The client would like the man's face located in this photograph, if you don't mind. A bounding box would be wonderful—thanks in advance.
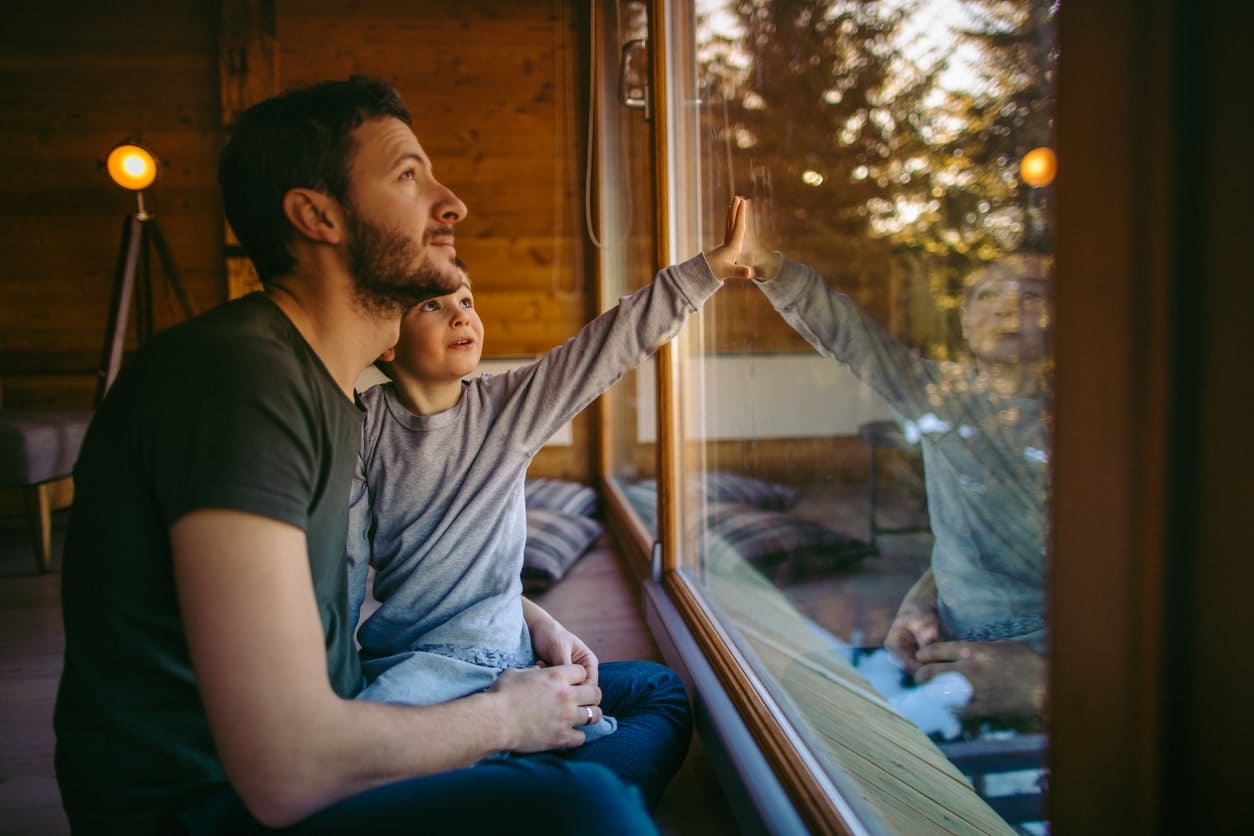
[961,276,1050,365]
[390,281,485,383]
[341,117,468,315]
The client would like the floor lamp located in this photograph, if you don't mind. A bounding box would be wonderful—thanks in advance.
[96,142,196,404]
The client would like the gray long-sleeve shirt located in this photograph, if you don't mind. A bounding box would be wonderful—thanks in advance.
[348,254,723,704]
[756,259,1048,649]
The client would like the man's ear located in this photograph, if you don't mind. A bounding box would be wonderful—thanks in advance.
[282,188,344,245]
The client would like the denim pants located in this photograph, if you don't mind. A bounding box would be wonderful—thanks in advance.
[174,661,692,835]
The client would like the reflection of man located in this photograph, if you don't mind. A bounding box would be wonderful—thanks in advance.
[752,247,1050,719]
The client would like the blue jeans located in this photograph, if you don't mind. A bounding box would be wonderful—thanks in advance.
[174,661,691,834]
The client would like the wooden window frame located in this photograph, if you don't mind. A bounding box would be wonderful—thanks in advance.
[599,0,1249,831]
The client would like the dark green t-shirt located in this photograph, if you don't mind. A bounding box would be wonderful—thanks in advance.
[54,293,364,834]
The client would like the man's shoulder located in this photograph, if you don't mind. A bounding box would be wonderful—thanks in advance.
[151,294,316,380]
[163,293,293,353]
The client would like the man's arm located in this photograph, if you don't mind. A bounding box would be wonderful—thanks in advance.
[913,639,1047,718]
[173,510,599,827]
[885,566,1047,718]
[883,568,941,673]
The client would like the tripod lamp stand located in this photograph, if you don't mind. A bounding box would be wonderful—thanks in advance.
[96,142,197,404]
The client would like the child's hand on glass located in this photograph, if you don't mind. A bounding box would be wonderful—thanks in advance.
[703,196,755,281]
[703,196,781,281]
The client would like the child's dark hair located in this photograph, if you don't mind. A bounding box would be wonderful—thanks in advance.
[219,76,412,283]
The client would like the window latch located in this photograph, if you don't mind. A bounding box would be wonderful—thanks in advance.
[619,39,651,121]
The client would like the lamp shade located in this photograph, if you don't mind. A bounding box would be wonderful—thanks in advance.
[106,144,157,191]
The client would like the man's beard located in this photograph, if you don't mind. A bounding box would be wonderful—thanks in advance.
[344,206,460,317]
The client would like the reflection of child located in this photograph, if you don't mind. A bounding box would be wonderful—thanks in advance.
[348,199,755,744]
[755,251,1050,718]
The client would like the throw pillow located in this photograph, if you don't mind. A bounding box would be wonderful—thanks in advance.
[702,502,875,580]
[621,479,659,531]
[627,471,800,512]
[703,470,800,510]
[524,478,599,517]
[522,509,605,593]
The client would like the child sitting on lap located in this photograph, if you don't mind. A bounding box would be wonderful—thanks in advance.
[348,197,755,747]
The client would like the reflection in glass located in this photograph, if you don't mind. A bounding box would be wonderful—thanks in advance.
[665,0,1057,831]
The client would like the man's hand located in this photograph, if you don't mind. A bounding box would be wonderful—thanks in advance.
[914,640,1047,718]
[883,569,941,673]
[489,664,603,752]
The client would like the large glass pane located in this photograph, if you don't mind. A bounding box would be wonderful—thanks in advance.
[595,0,663,528]
[665,0,1056,831]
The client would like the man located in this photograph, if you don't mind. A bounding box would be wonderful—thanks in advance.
[751,233,1050,720]
[879,258,1049,719]
[55,76,678,835]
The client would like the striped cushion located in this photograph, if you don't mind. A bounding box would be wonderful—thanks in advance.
[523,478,598,517]
[701,502,873,570]
[624,477,873,578]
[627,471,799,513]
[622,480,659,530]
[522,509,604,593]
[703,471,799,510]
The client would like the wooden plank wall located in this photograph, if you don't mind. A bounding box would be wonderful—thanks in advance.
[0,0,596,480]
[277,0,595,480]
[0,0,226,408]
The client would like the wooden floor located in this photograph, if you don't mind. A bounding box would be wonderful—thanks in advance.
[0,516,66,836]
[0,513,736,836]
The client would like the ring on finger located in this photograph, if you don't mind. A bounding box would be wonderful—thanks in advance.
[584,705,595,724]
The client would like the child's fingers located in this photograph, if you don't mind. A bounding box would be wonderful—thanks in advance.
[724,196,740,242]
[728,197,747,250]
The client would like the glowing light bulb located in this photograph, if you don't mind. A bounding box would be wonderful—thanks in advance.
[106,144,157,191]
[1019,147,1057,188]
[802,170,824,187]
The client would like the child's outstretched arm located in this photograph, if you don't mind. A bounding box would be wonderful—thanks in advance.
[746,200,938,418]
[488,196,753,452]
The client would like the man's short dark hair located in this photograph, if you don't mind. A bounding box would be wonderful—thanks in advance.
[219,76,412,282]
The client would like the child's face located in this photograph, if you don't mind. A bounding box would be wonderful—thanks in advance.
[389,280,484,383]
[961,276,1049,365]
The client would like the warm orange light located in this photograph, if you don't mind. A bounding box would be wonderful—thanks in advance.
[106,144,157,191]
[1019,146,1057,188]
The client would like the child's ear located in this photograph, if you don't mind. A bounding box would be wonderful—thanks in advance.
[282,188,343,245]
[378,346,397,363]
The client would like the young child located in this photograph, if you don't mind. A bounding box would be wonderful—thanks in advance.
[347,197,754,749]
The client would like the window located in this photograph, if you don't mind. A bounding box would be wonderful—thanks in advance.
[600,1,1057,831]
